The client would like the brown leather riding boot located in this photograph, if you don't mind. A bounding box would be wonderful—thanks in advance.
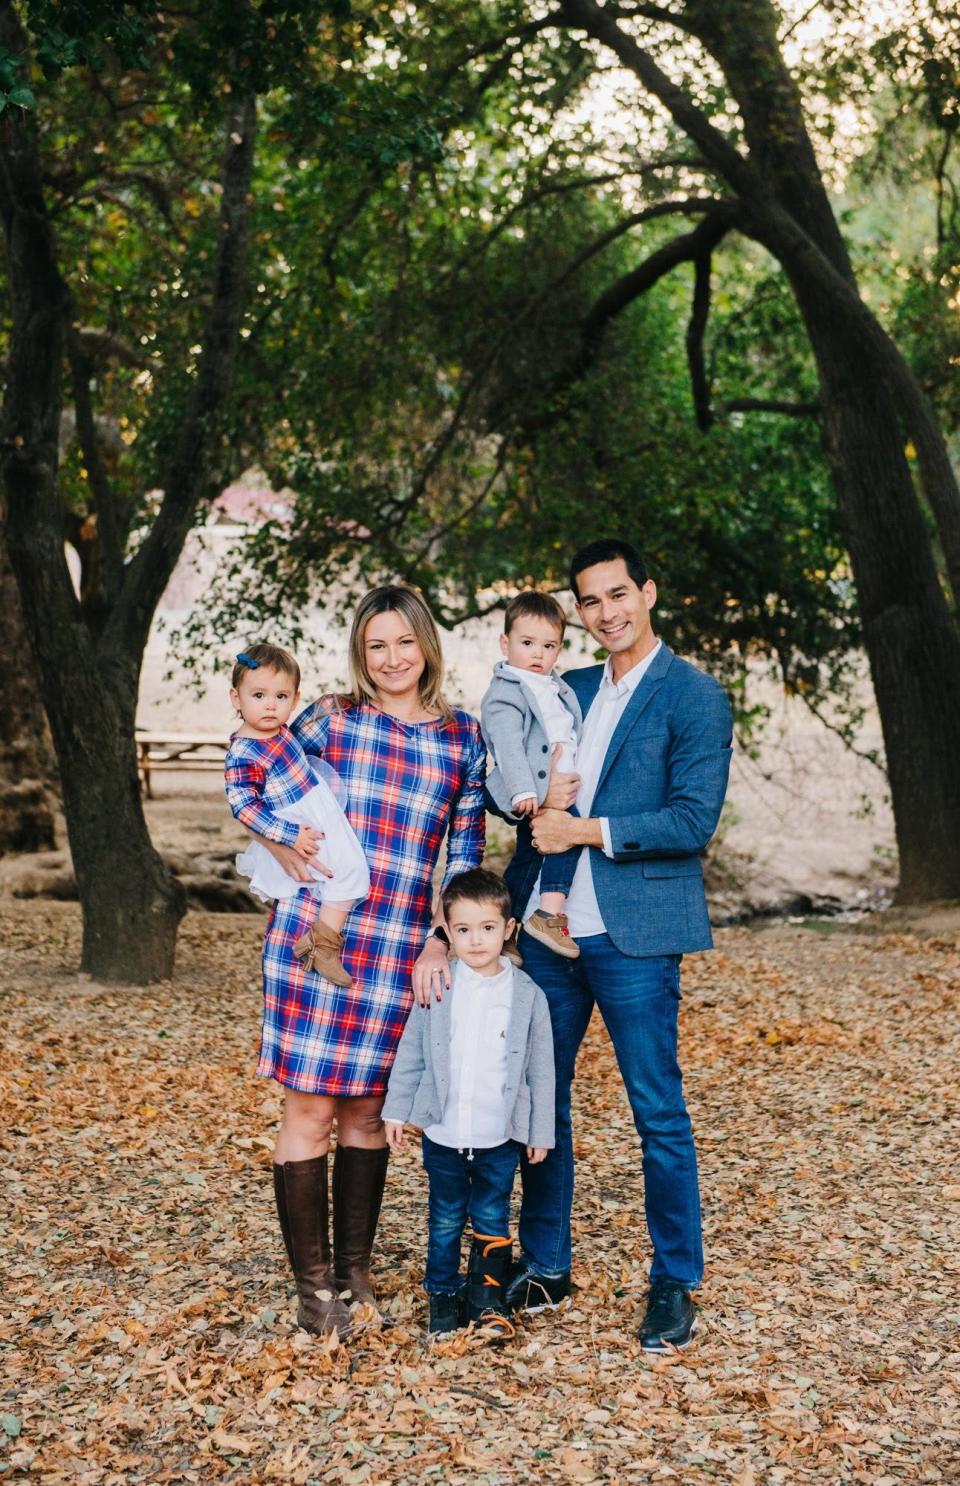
[273,1156,353,1338]
[332,1145,389,1307]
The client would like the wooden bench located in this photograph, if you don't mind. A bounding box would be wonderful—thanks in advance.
[136,731,230,798]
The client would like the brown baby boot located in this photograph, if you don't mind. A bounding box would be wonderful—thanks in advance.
[523,909,580,960]
[293,920,352,987]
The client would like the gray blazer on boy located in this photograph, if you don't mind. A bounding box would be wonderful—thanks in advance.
[480,660,583,818]
[383,965,556,1150]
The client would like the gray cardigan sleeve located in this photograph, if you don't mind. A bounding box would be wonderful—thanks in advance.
[382,1004,429,1124]
[524,987,556,1149]
[480,687,538,807]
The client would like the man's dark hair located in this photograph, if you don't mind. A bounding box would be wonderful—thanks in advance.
[503,590,566,636]
[441,867,513,923]
[569,539,649,600]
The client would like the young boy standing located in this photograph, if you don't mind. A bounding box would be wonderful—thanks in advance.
[480,592,583,958]
[383,868,555,1339]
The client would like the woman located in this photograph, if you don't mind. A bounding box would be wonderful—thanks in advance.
[254,586,485,1337]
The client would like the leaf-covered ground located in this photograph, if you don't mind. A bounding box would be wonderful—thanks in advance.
[2,902,958,1485]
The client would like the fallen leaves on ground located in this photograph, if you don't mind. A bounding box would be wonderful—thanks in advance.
[1,902,958,1485]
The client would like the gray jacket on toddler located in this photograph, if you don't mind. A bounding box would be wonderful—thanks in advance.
[480,659,583,818]
[383,964,556,1150]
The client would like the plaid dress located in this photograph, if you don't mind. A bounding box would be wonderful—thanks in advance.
[256,699,486,1096]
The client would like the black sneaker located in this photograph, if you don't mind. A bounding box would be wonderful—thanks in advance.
[638,1280,697,1352]
[428,1292,463,1335]
[504,1261,571,1313]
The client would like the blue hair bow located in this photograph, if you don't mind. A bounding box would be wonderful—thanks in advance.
[236,651,260,669]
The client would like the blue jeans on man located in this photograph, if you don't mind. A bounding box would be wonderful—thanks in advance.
[515,930,702,1289]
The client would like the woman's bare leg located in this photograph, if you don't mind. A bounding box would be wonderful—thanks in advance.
[335,1092,386,1147]
[274,1089,336,1162]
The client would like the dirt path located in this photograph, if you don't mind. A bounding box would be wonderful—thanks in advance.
[1,903,958,1484]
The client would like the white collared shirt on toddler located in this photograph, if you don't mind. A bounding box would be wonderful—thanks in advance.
[499,663,579,806]
[423,957,514,1152]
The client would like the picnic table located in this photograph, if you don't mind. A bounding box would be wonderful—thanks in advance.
[136,730,230,798]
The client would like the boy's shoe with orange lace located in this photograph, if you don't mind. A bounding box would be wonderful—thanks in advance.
[464,1234,516,1344]
[523,909,580,959]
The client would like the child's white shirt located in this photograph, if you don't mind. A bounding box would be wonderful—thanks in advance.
[499,664,579,807]
[423,958,515,1151]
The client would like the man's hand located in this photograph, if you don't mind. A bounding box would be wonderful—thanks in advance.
[532,808,589,854]
[254,838,334,883]
[541,742,580,810]
[526,1146,548,1164]
[412,936,452,1007]
[294,824,324,859]
[385,1121,405,1151]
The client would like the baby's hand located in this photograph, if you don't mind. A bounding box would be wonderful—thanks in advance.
[526,1146,548,1164]
[512,796,538,818]
[384,1121,405,1151]
[293,824,324,859]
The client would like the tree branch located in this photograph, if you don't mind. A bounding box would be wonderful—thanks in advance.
[577,206,736,378]
[66,324,125,610]
[686,248,713,431]
[714,396,819,418]
[75,325,150,369]
[558,0,763,199]
[104,90,257,666]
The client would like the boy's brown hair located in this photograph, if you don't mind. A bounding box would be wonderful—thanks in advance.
[231,641,301,691]
[503,590,566,637]
[441,867,513,923]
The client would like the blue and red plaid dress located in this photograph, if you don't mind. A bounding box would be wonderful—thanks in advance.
[256,698,486,1096]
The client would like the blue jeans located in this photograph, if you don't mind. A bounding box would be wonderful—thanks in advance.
[516,931,703,1289]
[421,1135,523,1294]
[503,814,580,920]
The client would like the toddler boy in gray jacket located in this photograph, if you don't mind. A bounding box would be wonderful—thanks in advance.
[481,590,583,958]
[384,868,555,1340]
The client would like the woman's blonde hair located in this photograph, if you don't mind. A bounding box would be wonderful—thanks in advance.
[348,585,451,718]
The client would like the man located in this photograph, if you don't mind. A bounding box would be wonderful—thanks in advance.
[504,537,733,1351]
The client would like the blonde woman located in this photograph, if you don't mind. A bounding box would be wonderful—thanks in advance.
[253,586,486,1338]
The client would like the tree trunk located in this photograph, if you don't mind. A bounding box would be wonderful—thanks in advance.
[50,683,186,980]
[795,301,960,900]
[558,0,960,902]
[0,3,255,977]
[0,24,184,978]
[0,538,58,852]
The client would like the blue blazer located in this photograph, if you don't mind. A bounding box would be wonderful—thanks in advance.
[501,645,733,958]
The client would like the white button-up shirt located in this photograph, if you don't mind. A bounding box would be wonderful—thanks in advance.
[423,958,514,1151]
[526,641,662,937]
[499,664,579,804]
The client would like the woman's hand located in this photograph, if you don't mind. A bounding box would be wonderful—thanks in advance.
[526,1146,548,1164]
[253,837,334,883]
[412,937,452,1007]
[541,742,580,810]
[385,1121,405,1151]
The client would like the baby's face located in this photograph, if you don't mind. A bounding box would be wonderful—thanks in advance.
[230,666,300,735]
[499,616,563,676]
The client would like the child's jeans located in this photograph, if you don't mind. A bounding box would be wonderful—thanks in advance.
[422,1135,523,1294]
[502,810,581,921]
